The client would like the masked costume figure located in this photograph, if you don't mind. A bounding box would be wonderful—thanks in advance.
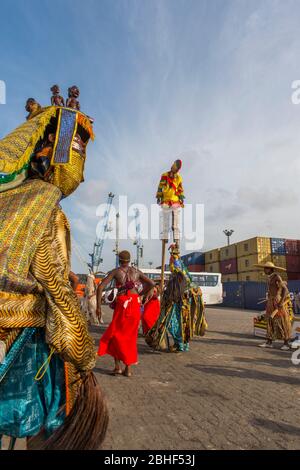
[0,98,108,449]
[146,245,207,352]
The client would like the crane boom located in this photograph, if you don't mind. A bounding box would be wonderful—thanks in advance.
[88,192,114,273]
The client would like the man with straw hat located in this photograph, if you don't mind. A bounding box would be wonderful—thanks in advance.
[254,261,292,350]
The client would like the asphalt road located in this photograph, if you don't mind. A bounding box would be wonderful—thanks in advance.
[4,306,300,450]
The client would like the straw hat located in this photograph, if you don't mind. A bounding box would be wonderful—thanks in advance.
[253,261,286,272]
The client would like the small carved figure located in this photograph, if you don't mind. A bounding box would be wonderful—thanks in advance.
[66,86,80,110]
[25,98,42,120]
[50,84,65,107]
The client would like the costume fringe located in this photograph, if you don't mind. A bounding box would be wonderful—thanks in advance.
[0,106,94,176]
[0,107,58,175]
[32,371,109,450]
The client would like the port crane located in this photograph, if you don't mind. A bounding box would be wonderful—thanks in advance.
[88,192,114,274]
[133,208,143,268]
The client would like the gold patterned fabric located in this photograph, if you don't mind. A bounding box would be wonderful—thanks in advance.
[30,206,95,371]
[0,107,57,176]
[0,178,62,294]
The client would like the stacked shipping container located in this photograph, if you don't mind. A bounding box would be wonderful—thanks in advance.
[181,238,300,279]
[181,252,205,272]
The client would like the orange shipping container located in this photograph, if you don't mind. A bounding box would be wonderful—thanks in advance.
[237,237,271,258]
[205,249,220,264]
[220,244,237,261]
[205,262,221,273]
[237,253,272,273]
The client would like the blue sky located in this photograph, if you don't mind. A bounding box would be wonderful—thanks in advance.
[1,0,300,272]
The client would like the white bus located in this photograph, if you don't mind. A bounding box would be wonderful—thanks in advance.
[141,269,223,306]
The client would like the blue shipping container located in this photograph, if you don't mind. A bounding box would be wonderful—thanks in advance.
[271,238,286,255]
[181,252,205,266]
[222,282,245,309]
[222,280,300,311]
[243,282,267,310]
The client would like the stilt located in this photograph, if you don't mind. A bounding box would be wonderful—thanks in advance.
[160,239,167,294]
[8,437,16,450]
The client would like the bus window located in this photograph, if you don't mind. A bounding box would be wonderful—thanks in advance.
[191,274,219,287]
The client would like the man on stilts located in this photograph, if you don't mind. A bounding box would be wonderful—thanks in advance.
[156,159,185,292]
[145,159,207,352]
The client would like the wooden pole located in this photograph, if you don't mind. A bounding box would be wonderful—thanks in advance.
[160,239,167,295]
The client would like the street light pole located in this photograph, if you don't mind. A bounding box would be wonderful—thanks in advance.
[223,229,234,246]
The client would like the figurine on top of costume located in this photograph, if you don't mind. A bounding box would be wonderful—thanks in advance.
[66,85,80,110]
[50,84,65,107]
[0,86,108,450]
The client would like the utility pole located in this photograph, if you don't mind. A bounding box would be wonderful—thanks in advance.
[223,229,234,246]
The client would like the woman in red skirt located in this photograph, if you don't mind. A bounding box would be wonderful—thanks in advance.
[96,251,154,377]
[142,284,161,335]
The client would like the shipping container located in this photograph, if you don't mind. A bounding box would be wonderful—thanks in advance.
[220,244,237,261]
[205,262,220,273]
[181,252,205,266]
[222,274,238,282]
[285,240,300,255]
[272,254,287,270]
[238,271,268,282]
[187,264,205,273]
[271,238,286,255]
[205,249,220,264]
[287,272,300,281]
[222,282,245,309]
[237,253,272,273]
[238,271,287,282]
[220,258,238,275]
[286,255,300,273]
[244,282,268,310]
[236,237,271,258]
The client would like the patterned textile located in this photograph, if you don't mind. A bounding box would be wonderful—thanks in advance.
[146,258,207,352]
[0,107,57,176]
[0,179,61,294]
[52,108,77,164]
[168,303,189,351]
[0,329,65,438]
[30,206,96,372]
[156,171,185,207]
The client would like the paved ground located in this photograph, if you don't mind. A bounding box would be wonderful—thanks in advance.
[94,306,300,450]
[4,306,300,450]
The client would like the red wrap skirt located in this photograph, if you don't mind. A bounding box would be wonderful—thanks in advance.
[98,292,141,366]
[142,298,160,335]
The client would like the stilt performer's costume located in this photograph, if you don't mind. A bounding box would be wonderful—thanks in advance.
[156,159,185,246]
[0,90,108,450]
[146,245,207,352]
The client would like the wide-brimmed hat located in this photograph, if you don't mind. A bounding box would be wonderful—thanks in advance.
[253,261,286,272]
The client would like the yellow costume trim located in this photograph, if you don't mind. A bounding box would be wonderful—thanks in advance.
[0,107,57,175]
[34,347,55,381]
[0,106,94,176]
